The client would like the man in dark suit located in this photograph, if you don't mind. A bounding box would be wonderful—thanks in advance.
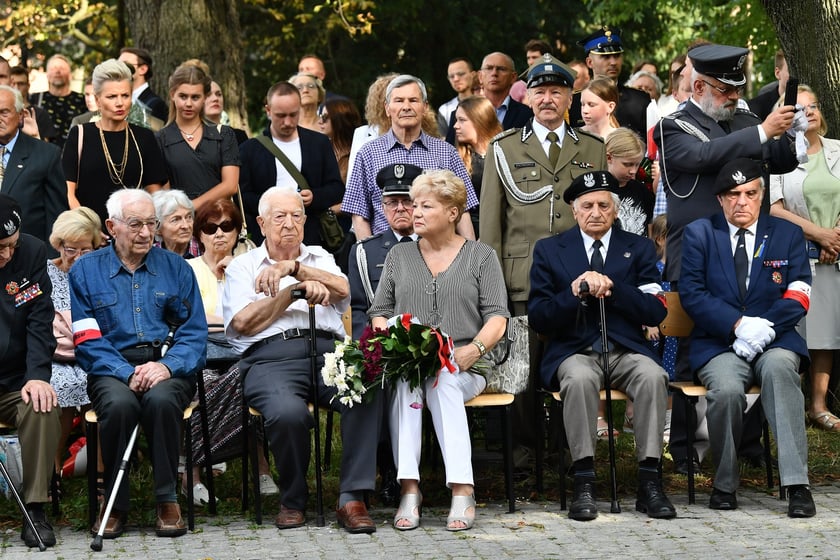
[568,27,653,138]
[679,158,815,518]
[0,195,61,548]
[529,171,674,521]
[445,52,532,145]
[653,44,800,473]
[239,81,344,246]
[747,49,787,120]
[0,86,67,252]
[118,47,168,124]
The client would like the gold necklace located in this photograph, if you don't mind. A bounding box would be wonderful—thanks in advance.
[179,122,202,142]
[97,124,144,188]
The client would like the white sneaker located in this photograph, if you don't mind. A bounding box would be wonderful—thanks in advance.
[182,482,214,505]
[259,474,279,495]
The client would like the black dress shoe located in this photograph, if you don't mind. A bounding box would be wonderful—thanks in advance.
[674,457,702,476]
[787,485,816,518]
[636,479,676,519]
[569,477,598,521]
[21,508,56,548]
[709,488,738,510]
[379,469,401,507]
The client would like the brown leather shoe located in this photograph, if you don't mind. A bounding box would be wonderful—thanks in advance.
[90,507,128,539]
[275,505,306,529]
[336,500,376,534]
[155,502,187,537]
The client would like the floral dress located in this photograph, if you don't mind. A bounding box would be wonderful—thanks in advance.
[48,261,90,407]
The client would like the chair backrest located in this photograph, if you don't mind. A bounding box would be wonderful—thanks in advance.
[659,292,694,338]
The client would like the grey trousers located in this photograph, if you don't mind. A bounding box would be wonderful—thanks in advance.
[241,336,380,511]
[697,347,809,493]
[557,347,668,463]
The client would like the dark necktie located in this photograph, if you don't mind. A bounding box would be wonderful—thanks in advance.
[719,120,731,134]
[399,236,412,243]
[734,228,748,298]
[546,131,561,167]
[590,239,604,272]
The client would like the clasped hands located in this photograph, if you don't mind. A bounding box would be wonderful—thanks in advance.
[255,260,331,305]
[128,361,172,394]
[732,316,776,362]
[571,271,614,299]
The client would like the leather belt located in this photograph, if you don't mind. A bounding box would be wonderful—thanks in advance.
[243,329,338,358]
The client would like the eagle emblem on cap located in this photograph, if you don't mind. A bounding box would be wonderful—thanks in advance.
[736,54,746,70]
[584,173,595,187]
[3,219,15,236]
[731,170,746,185]
[605,29,613,42]
[394,165,404,179]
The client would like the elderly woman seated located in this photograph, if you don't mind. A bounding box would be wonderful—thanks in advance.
[152,189,199,258]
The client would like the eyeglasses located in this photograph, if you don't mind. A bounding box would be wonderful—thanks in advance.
[114,217,160,233]
[200,220,237,235]
[61,245,93,257]
[317,113,330,123]
[804,102,821,112]
[382,199,412,210]
[296,83,318,90]
[270,212,304,224]
[701,79,743,96]
[480,65,512,74]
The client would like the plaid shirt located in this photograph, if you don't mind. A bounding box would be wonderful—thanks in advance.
[341,129,478,235]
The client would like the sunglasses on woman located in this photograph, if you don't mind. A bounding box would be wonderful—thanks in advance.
[200,220,236,235]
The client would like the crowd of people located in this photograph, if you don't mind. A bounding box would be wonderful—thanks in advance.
[0,25,832,550]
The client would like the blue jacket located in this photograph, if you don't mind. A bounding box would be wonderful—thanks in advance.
[679,213,810,373]
[529,226,666,390]
[69,245,207,382]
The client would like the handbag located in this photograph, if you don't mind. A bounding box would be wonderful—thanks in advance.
[255,136,346,252]
[480,315,530,394]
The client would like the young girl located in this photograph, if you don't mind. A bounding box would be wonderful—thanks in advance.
[606,128,654,237]
[580,78,619,139]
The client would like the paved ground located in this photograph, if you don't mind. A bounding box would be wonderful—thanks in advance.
[1,483,839,559]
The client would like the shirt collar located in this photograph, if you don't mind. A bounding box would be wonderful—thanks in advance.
[2,130,20,153]
[726,220,758,239]
[385,128,428,152]
[132,82,150,103]
[531,118,566,145]
[390,230,417,242]
[107,243,155,277]
[579,227,613,254]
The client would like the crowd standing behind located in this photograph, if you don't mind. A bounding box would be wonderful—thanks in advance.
[0,30,831,548]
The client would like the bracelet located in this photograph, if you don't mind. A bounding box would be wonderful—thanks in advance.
[292,260,300,277]
[471,339,487,356]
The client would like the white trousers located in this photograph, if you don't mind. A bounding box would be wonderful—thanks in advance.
[389,368,486,487]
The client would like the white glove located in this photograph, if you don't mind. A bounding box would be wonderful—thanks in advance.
[733,337,759,362]
[790,107,809,133]
[734,316,776,350]
[788,106,810,164]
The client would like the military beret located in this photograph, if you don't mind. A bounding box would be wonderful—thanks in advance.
[577,27,624,55]
[0,194,21,240]
[690,44,749,87]
[376,163,423,196]
[526,53,577,89]
[563,171,620,204]
[715,158,764,194]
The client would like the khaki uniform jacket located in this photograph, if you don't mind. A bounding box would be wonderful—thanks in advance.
[480,120,606,303]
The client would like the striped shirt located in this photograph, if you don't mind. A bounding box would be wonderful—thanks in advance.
[341,129,479,235]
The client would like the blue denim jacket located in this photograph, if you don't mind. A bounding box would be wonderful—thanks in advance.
[69,245,207,382]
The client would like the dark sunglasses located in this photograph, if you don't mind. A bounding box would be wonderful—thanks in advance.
[200,220,236,235]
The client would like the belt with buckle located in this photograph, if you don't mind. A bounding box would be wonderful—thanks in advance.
[244,329,338,358]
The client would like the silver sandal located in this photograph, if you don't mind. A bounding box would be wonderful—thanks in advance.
[393,492,422,530]
[446,494,475,531]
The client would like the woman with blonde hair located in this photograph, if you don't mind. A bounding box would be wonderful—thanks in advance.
[63,59,167,228]
[770,84,840,431]
[453,96,502,233]
[289,72,326,131]
[370,170,508,532]
[580,77,619,139]
[157,62,240,213]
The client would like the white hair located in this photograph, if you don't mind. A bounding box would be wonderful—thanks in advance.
[152,189,194,222]
[106,189,154,220]
[626,70,663,96]
[258,185,305,217]
[385,75,428,104]
[572,192,620,211]
[0,85,24,112]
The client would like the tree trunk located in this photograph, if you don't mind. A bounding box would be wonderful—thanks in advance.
[123,0,249,133]
[762,0,840,132]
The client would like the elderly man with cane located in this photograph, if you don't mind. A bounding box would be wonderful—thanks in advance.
[223,185,379,533]
[70,189,207,540]
[528,171,674,521]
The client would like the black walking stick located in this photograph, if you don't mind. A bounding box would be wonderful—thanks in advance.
[0,458,46,551]
[580,280,620,513]
[92,303,188,551]
[292,287,325,527]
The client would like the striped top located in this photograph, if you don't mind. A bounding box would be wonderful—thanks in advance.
[369,239,509,346]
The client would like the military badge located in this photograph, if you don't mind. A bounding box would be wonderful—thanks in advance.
[5,281,18,295]
[394,165,405,179]
[772,271,782,284]
[584,173,595,187]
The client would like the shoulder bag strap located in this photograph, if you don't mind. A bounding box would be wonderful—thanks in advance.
[256,135,311,191]
[76,124,83,184]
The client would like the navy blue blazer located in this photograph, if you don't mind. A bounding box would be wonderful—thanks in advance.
[239,127,344,245]
[679,212,810,373]
[347,230,403,339]
[2,132,67,251]
[529,225,666,390]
